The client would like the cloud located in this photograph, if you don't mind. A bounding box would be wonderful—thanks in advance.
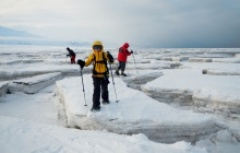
[0,0,240,47]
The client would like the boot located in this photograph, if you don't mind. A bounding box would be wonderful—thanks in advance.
[115,70,120,75]
[102,100,110,104]
[91,105,101,111]
[121,72,127,76]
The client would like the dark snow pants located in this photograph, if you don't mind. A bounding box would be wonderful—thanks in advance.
[92,77,109,108]
[117,61,126,72]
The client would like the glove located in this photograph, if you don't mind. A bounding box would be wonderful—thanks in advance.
[130,50,133,54]
[77,59,85,68]
[107,51,114,63]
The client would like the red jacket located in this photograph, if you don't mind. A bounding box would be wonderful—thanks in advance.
[117,43,132,62]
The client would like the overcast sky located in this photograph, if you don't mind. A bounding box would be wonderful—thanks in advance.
[1,0,240,48]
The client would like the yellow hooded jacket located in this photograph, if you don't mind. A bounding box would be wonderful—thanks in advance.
[85,41,113,78]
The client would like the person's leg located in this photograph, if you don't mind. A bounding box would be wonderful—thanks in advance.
[120,62,126,71]
[115,61,121,75]
[92,77,101,110]
[101,77,109,103]
[118,61,122,70]
[72,55,76,64]
[120,62,127,76]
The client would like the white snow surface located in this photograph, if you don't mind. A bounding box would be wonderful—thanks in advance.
[56,75,212,123]
[0,81,9,96]
[143,69,240,96]
[55,75,222,143]
[142,69,240,119]
[8,72,62,94]
[0,116,207,153]
[1,46,240,153]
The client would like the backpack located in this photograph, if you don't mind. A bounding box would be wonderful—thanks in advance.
[92,52,109,75]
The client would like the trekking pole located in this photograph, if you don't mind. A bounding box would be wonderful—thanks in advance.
[131,51,138,74]
[108,62,119,102]
[79,67,87,106]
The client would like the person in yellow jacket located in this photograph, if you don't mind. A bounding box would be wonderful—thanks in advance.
[77,40,114,111]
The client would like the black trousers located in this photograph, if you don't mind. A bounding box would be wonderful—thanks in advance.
[118,61,126,72]
[92,77,109,108]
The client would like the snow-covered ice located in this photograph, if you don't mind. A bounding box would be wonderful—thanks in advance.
[8,72,62,94]
[142,69,240,119]
[202,69,240,76]
[0,116,208,153]
[55,75,223,143]
[0,90,58,125]
[0,81,9,96]
[1,46,240,153]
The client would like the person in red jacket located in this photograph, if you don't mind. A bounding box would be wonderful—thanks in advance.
[115,42,133,76]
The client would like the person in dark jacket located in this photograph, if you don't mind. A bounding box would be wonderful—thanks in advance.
[66,47,76,64]
[77,40,114,111]
[115,42,133,76]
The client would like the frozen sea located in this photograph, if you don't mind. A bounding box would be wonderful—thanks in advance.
[0,45,240,153]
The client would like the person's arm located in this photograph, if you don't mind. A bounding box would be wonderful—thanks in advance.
[77,54,94,68]
[85,54,94,67]
[125,49,132,56]
[105,52,114,64]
